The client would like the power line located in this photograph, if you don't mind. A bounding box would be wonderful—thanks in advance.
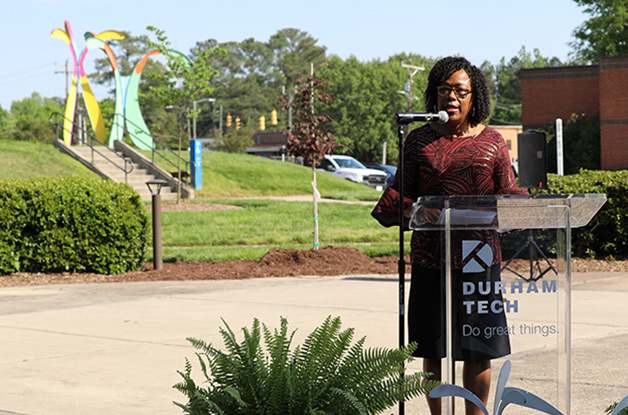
[0,68,52,86]
[0,61,56,78]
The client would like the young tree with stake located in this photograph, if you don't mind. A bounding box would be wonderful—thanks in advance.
[280,67,339,249]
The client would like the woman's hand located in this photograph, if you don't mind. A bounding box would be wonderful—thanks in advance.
[420,207,442,224]
[409,205,442,224]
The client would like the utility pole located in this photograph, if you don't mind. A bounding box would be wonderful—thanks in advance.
[193,100,198,140]
[54,60,71,98]
[401,62,424,111]
[282,85,297,130]
[388,63,424,164]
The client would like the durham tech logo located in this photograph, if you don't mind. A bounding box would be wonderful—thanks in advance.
[462,240,493,273]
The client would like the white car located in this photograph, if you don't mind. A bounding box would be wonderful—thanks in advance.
[318,155,387,191]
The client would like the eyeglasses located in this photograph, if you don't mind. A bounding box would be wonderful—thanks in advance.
[437,85,472,99]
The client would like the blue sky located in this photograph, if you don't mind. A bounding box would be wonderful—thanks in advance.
[1,0,587,110]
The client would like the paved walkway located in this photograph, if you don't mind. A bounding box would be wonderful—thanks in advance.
[0,271,626,414]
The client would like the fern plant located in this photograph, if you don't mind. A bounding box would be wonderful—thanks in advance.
[173,315,438,414]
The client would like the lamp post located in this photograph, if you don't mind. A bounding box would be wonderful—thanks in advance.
[146,179,168,271]
[192,98,216,140]
[165,105,190,203]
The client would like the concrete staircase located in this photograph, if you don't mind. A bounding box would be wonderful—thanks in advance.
[53,139,192,201]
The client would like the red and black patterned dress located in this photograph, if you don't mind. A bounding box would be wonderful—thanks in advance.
[372,124,526,268]
[372,124,527,360]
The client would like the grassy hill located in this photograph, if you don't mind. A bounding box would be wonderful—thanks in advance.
[196,151,382,200]
[0,139,99,180]
[0,139,382,201]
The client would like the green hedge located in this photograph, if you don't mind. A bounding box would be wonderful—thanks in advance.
[0,177,148,275]
[535,169,628,259]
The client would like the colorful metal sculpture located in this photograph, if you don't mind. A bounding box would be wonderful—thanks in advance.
[52,20,188,150]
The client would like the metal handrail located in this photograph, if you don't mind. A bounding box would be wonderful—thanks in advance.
[49,112,134,182]
[116,116,191,184]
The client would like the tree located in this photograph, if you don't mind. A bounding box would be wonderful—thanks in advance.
[488,47,562,125]
[193,38,277,126]
[7,93,63,142]
[280,69,339,249]
[0,105,15,140]
[215,123,255,153]
[145,26,225,201]
[268,28,327,88]
[569,0,628,64]
[321,54,433,164]
[193,29,327,136]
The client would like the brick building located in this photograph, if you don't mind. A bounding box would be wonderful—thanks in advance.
[521,55,628,170]
[491,125,522,166]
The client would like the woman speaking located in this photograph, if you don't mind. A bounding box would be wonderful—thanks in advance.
[372,56,527,415]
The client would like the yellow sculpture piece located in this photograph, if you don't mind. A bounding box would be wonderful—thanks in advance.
[50,22,78,146]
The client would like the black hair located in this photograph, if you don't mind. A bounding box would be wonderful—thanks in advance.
[424,56,491,126]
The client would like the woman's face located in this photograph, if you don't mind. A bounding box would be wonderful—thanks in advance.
[436,69,473,125]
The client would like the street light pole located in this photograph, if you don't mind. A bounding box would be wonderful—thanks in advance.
[192,98,216,140]
[193,100,197,140]
[165,104,188,203]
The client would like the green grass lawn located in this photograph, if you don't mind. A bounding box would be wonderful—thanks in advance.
[1,139,406,263]
[153,199,410,262]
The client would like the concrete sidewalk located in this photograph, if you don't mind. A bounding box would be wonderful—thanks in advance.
[0,271,626,415]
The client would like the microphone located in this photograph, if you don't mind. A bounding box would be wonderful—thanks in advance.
[395,111,449,125]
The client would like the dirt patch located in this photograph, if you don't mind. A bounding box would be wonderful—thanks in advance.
[1,246,626,288]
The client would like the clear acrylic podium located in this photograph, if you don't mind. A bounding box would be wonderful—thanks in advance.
[409,193,607,415]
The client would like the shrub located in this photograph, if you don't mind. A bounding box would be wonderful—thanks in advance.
[0,177,148,275]
[174,316,438,415]
[535,169,628,259]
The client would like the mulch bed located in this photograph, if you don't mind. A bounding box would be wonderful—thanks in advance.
[1,246,626,288]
